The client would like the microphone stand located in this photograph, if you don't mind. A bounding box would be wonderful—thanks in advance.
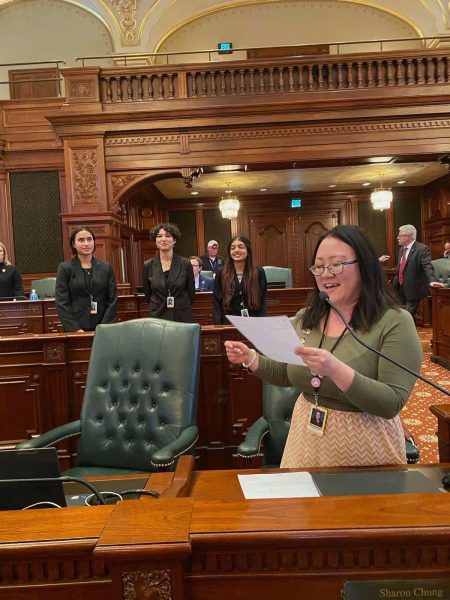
[318,292,450,397]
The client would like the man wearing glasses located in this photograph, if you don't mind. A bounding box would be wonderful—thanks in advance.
[393,224,443,317]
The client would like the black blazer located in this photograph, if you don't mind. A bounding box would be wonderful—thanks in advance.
[393,241,436,301]
[0,263,24,298]
[142,253,195,323]
[55,257,118,332]
[213,266,268,324]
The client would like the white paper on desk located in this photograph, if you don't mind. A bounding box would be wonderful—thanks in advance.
[238,472,321,499]
[226,315,305,365]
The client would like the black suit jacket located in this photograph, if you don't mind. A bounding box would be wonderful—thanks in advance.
[212,266,268,324]
[393,241,436,301]
[55,257,118,332]
[142,253,195,323]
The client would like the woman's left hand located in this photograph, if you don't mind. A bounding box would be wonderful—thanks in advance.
[295,345,355,393]
[294,345,338,378]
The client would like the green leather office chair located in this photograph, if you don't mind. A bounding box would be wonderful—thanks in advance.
[18,318,201,476]
[432,258,450,287]
[31,277,57,298]
[263,266,293,288]
[237,383,420,467]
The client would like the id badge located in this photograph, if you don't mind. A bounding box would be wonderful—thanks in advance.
[90,301,98,315]
[241,308,249,317]
[307,406,327,436]
[167,296,175,309]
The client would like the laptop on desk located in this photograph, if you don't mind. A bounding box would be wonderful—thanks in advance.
[0,447,66,510]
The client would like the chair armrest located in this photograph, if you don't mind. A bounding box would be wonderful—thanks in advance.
[151,425,199,468]
[16,420,81,449]
[237,417,269,458]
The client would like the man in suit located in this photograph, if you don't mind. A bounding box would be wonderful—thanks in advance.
[190,256,213,291]
[393,224,443,317]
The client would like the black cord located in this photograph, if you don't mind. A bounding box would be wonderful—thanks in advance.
[85,488,159,506]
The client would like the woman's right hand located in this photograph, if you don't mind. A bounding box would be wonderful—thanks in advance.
[224,340,258,369]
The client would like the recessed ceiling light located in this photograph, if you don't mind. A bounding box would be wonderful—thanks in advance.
[362,182,371,187]
[328,184,337,188]
[397,180,406,184]
[191,191,199,195]
[259,188,268,192]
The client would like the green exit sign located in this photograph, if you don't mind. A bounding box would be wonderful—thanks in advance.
[291,198,302,208]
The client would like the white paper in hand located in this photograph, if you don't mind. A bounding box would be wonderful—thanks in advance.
[226,315,304,365]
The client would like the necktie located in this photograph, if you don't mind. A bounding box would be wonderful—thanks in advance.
[399,247,407,285]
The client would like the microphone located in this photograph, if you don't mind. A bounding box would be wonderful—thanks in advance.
[318,291,450,397]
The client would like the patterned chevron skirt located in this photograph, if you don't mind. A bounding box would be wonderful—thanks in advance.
[280,394,406,468]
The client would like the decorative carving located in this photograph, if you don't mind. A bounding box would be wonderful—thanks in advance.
[70,80,94,98]
[122,569,172,600]
[0,559,108,585]
[72,149,98,204]
[203,336,220,354]
[111,174,139,198]
[191,543,450,574]
[44,343,63,362]
[106,0,138,44]
[105,135,180,146]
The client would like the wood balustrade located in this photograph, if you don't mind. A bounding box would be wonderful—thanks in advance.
[91,49,450,106]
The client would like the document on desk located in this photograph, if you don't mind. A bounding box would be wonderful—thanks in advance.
[238,472,321,499]
[226,315,305,365]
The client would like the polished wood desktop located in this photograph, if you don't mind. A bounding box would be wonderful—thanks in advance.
[1,460,450,600]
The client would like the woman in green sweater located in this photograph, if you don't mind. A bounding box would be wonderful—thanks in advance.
[225,225,422,468]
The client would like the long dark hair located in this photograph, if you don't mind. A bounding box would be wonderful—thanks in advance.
[302,225,399,332]
[69,225,96,256]
[220,236,262,311]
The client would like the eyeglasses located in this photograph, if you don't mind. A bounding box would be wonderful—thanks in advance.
[309,259,358,277]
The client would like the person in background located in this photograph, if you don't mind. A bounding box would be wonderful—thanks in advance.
[0,241,24,299]
[213,235,267,324]
[143,223,195,322]
[55,225,117,332]
[189,256,213,291]
[225,225,422,468]
[392,224,443,317]
[443,241,450,258]
[200,240,225,278]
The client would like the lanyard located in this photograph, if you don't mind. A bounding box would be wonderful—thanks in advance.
[310,310,347,406]
[82,267,94,300]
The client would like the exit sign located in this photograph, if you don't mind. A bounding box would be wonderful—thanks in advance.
[291,198,302,208]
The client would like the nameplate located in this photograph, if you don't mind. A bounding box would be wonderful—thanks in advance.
[342,579,450,599]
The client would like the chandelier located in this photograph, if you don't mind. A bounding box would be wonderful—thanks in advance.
[219,188,240,219]
[370,175,393,211]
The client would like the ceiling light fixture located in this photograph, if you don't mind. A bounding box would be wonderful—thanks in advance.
[191,191,199,195]
[370,174,393,211]
[219,185,240,219]
[397,180,406,184]
[328,184,337,188]
[362,182,371,187]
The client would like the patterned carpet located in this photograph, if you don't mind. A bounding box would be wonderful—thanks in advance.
[401,327,450,464]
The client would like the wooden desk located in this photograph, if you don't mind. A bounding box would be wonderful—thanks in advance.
[0,288,313,333]
[1,462,450,600]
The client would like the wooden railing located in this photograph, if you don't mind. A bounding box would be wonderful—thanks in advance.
[90,48,450,106]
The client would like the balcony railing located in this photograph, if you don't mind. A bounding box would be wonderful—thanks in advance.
[91,48,450,106]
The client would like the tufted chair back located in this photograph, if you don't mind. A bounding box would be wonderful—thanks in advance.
[432,258,450,287]
[262,266,293,288]
[75,318,200,473]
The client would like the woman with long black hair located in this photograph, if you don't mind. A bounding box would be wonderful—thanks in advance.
[213,235,267,324]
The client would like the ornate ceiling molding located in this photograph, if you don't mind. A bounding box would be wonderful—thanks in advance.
[105,0,139,44]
